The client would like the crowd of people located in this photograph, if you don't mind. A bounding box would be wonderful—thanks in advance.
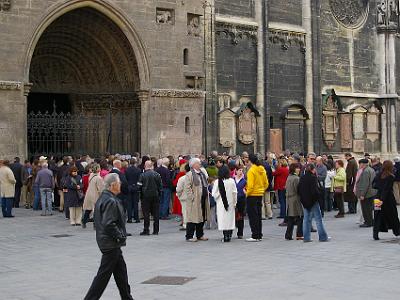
[1,150,400,242]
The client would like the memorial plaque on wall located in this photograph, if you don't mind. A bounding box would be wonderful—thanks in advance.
[340,113,352,149]
[353,139,365,153]
[269,129,282,155]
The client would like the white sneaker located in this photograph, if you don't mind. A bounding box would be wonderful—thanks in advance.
[320,237,331,242]
[246,238,260,242]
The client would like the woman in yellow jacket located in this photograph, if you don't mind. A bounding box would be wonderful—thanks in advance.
[332,160,347,218]
[246,154,269,242]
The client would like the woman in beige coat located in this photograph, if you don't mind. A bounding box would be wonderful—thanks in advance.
[82,163,104,228]
[0,160,16,218]
[182,158,211,242]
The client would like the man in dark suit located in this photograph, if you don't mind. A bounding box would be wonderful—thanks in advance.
[125,158,142,223]
[10,157,23,208]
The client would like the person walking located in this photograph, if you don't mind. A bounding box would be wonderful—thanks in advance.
[64,167,83,226]
[0,160,16,218]
[372,160,400,240]
[84,173,134,300]
[333,160,346,218]
[9,157,23,208]
[212,166,237,242]
[125,158,141,224]
[82,163,104,228]
[298,164,329,242]
[354,159,376,228]
[234,166,246,239]
[35,162,55,216]
[182,158,210,242]
[285,163,303,240]
[137,160,163,236]
[246,154,269,242]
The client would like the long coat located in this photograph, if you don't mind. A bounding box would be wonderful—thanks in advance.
[373,174,400,234]
[64,175,83,208]
[0,166,16,198]
[285,174,303,217]
[344,158,358,202]
[83,173,104,211]
[354,166,377,199]
[182,169,211,224]
[212,178,237,231]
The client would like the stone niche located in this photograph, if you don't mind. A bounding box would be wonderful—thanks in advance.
[187,13,201,37]
[339,113,353,150]
[366,104,381,142]
[236,102,259,146]
[322,90,341,149]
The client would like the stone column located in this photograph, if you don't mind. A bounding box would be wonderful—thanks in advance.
[303,0,314,152]
[138,90,150,155]
[381,104,388,154]
[255,0,265,155]
[391,103,398,153]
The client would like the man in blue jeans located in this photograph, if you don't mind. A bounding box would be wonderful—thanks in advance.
[0,160,16,218]
[155,157,172,220]
[35,162,55,216]
[298,163,330,242]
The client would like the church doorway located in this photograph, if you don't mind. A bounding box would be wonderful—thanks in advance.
[27,7,141,158]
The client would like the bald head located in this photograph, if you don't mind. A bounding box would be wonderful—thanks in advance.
[144,160,154,170]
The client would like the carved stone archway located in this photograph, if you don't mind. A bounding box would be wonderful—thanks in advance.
[26,6,145,156]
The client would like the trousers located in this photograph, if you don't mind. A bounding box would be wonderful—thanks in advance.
[142,196,160,234]
[247,196,263,240]
[84,248,134,300]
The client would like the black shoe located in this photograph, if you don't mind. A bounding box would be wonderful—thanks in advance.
[127,220,133,223]
[359,224,372,228]
[140,231,150,236]
[135,220,140,223]
[126,233,132,236]
[152,232,159,235]
[82,223,87,229]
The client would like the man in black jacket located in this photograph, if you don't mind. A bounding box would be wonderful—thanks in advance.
[10,157,23,208]
[138,160,163,236]
[84,173,134,300]
[125,158,142,223]
[298,164,330,243]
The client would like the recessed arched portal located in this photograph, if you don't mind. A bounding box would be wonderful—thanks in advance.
[27,6,143,157]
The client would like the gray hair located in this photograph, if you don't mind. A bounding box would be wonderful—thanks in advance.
[42,162,48,168]
[189,158,201,168]
[91,163,100,173]
[113,160,122,167]
[104,173,120,189]
[162,157,170,167]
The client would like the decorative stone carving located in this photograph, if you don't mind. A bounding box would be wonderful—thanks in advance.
[377,0,399,32]
[0,0,11,11]
[268,29,306,52]
[215,22,257,45]
[185,76,204,90]
[156,8,174,24]
[238,107,257,145]
[270,129,283,156]
[322,91,340,149]
[23,83,33,97]
[218,94,231,111]
[0,80,22,90]
[187,14,201,37]
[339,113,353,149]
[151,89,205,98]
[351,106,367,140]
[218,109,236,152]
[366,105,381,142]
[329,0,369,29]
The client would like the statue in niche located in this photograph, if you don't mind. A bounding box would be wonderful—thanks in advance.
[188,14,201,37]
[156,9,173,24]
[377,1,387,25]
[218,94,231,111]
[388,0,399,25]
[322,90,340,149]
[238,107,257,145]
[0,0,11,11]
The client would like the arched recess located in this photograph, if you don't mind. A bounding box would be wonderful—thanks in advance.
[281,104,309,153]
[24,2,150,156]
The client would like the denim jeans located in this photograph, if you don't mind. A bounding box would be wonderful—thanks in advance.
[40,188,53,214]
[324,188,333,212]
[159,188,171,218]
[33,185,41,210]
[303,202,328,242]
[1,197,13,217]
[278,189,286,218]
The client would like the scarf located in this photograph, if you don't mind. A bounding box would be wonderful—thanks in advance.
[192,169,207,187]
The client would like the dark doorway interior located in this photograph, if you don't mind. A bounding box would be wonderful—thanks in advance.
[28,93,71,113]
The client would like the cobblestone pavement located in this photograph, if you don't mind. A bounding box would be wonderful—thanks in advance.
[0,208,400,300]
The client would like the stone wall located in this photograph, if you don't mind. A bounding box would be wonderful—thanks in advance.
[269,0,303,26]
[215,0,255,18]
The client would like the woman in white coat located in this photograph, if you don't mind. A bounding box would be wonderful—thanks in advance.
[212,166,237,242]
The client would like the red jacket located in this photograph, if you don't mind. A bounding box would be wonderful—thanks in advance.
[272,166,289,191]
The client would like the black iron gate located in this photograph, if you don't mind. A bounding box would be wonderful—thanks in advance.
[27,100,140,158]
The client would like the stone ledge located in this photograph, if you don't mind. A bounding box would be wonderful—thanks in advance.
[0,80,22,90]
[151,89,205,98]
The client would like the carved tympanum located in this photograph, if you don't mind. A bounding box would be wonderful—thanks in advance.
[329,0,369,28]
